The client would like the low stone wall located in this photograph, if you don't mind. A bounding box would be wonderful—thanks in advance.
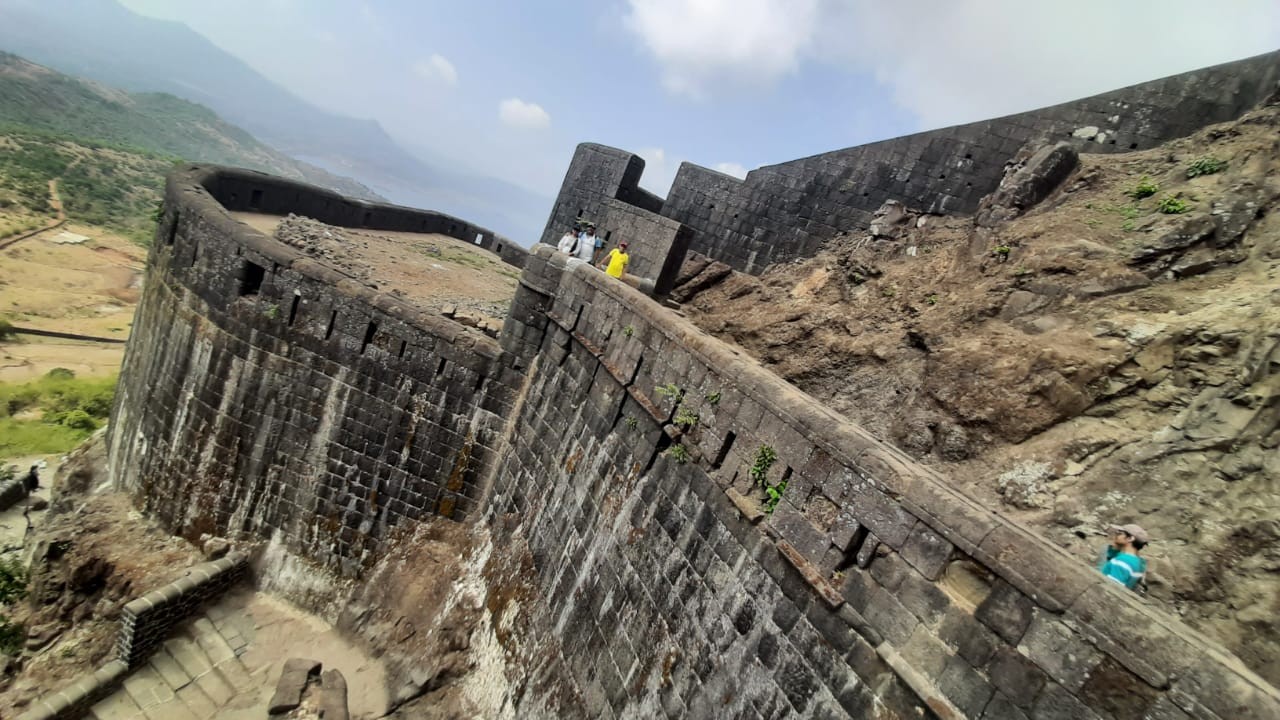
[488,244,1280,719]
[117,553,248,667]
[202,166,528,269]
[16,554,248,720]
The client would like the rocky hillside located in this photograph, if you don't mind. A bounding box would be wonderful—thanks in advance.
[0,52,379,202]
[674,98,1280,684]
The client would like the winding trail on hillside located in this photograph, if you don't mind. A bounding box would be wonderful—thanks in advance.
[0,178,65,250]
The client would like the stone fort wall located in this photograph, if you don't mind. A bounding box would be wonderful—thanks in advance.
[550,50,1280,274]
[108,166,524,580]
[489,245,1280,720]
[110,154,1280,717]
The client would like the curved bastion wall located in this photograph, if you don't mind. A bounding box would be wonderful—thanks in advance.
[109,167,1280,718]
[107,165,524,582]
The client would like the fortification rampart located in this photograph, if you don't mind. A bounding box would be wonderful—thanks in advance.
[108,166,522,580]
[550,50,1280,274]
[488,245,1280,719]
[110,158,1280,718]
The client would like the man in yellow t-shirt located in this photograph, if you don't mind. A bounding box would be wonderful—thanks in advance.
[601,241,630,279]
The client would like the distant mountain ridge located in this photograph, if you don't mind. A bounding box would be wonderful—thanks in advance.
[0,51,381,200]
[0,0,550,244]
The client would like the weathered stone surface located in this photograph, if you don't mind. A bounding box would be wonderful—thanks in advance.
[268,658,320,715]
[988,647,1049,708]
[976,580,1035,645]
[321,668,350,720]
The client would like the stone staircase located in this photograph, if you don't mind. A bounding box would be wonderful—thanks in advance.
[88,604,262,720]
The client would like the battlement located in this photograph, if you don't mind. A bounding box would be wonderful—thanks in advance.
[548,49,1280,274]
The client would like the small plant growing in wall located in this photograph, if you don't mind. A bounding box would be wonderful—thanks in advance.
[763,477,789,514]
[1186,157,1227,178]
[1127,177,1159,199]
[655,383,684,404]
[991,245,1012,262]
[749,445,777,488]
[925,293,939,306]
[704,390,721,405]
[665,443,691,464]
[625,416,638,430]
[1157,195,1190,214]
[263,303,280,320]
[673,404,699,430]
[623,325,635,338]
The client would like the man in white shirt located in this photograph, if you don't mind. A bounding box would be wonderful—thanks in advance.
[577,226,598,262]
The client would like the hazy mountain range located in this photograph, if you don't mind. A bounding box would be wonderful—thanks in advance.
[0,51,381,201]
[0,0,551,244]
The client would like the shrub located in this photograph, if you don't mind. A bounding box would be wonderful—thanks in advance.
[664,443,690,464]
[749,445,777,487]
[0,317,14,341]
[1127,177,1159,199]
[673,405,699,430]
[0,615,24,656]
[1157,195,1190,214]
[655,383,684,404]
[1186,157,1227,179]
[0,556,27,605]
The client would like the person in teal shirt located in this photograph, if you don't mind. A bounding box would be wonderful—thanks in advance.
[1099,523,1148,591]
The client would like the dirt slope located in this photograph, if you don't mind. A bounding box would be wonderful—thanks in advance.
[677,101,1280,683]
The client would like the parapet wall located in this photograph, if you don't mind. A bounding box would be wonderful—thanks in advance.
[550,50,1280,273]
[205,167,529,268]
[108,165,522,581]
[488,244,1280,719]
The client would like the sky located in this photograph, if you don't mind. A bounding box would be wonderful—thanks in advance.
[118,0,1280,199]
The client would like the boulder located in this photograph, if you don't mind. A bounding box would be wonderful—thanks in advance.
[268,657,321,715]
[977,142,1079,226]
[321,669,350,720]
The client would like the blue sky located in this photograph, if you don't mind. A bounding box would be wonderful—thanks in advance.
[120,0,1280,199]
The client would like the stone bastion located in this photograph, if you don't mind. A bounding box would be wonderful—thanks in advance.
[104,163,1280,718]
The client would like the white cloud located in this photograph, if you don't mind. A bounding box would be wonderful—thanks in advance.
[624,0,821,97]
[498,98,551,129]
[820,0,1280,128]
[413,54,458,86]
[625,0,1280,128]
[713,162,748,179]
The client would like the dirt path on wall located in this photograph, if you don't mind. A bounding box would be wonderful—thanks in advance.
[231,212,518,324]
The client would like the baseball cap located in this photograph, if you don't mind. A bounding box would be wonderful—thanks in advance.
[1108,523,1149,544]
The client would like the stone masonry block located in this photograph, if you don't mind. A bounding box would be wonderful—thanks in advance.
[899,625,952,680]
[1030,681,1103,720]
[900,524,954,581]
[937,654,996,719]
[938,608,1001,668]
[1018,610,1102,693]
[976,579,1035,645]
[845,480,917,549]
[988,646,1049,709]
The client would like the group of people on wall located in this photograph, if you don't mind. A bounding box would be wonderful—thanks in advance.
[555,223,629,280]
